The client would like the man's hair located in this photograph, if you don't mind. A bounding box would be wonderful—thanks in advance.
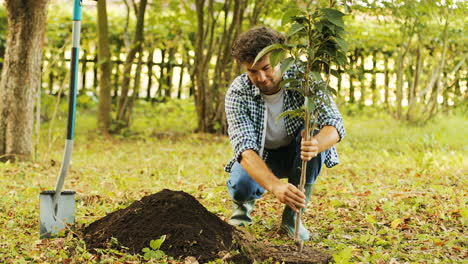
[232,26,286,63]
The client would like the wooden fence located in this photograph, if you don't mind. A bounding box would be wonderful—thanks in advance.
[40,48,467,106]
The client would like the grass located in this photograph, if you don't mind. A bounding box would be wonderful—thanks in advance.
[0,99,466,263]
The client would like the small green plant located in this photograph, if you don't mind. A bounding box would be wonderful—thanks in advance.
[142,235,167,260]
[254,1,348,248]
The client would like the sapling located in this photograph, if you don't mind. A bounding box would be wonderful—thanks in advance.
[253,2,348,251]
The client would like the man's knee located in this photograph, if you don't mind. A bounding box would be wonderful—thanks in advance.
[227,164,264,201]
[228,176,258,201]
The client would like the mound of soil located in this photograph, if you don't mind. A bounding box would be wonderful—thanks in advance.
[83,189,331,263]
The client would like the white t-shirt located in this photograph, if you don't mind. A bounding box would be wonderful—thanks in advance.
[262,89,293,149]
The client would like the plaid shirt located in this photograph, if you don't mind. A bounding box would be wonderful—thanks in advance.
[224,67,346,173]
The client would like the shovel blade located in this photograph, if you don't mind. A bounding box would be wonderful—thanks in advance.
[40,190,76,239]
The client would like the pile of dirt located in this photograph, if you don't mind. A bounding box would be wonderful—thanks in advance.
[83,189,331,263]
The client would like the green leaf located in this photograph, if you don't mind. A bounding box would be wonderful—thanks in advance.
[270,49,286,69]
[150,235,166,250]
[315,22,323,33]
[280,78,299,88]
[305,97,317,113]
[280,57,295,75]
[278,109,305,120]
[253,43,286,66]
[332,247,353,264]
[336,51,348,66]
[328,86,338,96]
[335,37,348,52]
[288,23,305,37]
[311,71,322,82]
[330,69,340,78]
[286,86,305,95]
[321,8,345,28]
[154,250,166,259]
[282,9,305,26]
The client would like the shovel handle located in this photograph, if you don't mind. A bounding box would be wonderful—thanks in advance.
[52,0,82,215]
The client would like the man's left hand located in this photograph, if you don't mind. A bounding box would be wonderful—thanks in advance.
[301,130,319,161]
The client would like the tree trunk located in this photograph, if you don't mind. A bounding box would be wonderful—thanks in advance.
[384,53,390,107]
[371,50,377,105]
[194,0,248,133]
[97,0,113,133]
[158,48,166,98]
[358,52,365,106]
[0,0,49,162]
[146,48,155,100]
[115,0,147,131]
[177,65,184,99]
[80,49,87,95]
[164,47,176,98]
[93,54,98,91]
[348,52,355,104]
[125,50,144,125]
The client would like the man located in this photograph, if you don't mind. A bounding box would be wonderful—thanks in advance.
[224,26,345,241]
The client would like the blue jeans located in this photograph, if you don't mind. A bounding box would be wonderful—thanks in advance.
[227,129,327,202]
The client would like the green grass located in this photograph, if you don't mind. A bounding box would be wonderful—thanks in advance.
[0,99,466,263]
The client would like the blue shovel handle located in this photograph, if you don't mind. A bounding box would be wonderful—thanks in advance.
[52,0,82,216]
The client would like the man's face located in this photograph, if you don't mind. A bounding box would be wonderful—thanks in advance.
[242,54,282,95]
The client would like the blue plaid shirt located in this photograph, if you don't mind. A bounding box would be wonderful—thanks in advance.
[224,67,345,173]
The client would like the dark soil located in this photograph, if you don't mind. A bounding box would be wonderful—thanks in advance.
[83,189,331,263]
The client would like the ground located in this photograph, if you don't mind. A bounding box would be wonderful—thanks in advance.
[0,100,466,263]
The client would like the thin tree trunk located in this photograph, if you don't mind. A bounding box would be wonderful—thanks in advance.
[371,50,377,105]
[165,47,176,98]
[177,65,184,99]
[116,0,147,130]
[97,0,113,133]
[0,0,49,162]
[146,48,154,101]
[158,48,166,97]
[93,54,98,91]
[359,52,365,106]
[348,52,355,104]
[81,49,87,95]
[384,54,390,107]
[125,50,143,125]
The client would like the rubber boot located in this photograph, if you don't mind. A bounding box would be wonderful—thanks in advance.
[228,200,255,226]
[280,183,313,241]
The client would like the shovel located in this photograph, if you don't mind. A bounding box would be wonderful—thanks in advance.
[40,0,82,239]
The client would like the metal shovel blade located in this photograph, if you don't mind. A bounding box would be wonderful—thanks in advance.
[39,190,76,239]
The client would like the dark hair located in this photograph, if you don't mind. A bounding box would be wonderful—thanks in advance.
[232,26,286,63]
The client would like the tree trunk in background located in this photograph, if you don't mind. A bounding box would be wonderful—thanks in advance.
[81,49,87,95]
[384,53,390,107]
[97,0,113,133]
[193,0,250,133]
[348,52,355,104]
[158,48,166,98]
[146,48,155,100]
[125,50,143,125]
[358,52,365,106]
[177,65,184,99]
[371,50,377,105]
[165,47,176,98]
[0,0,49,162]
[115,0,147,131]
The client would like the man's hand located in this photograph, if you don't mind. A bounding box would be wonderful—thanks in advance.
[301,130,319,161]
[271,182,306,212]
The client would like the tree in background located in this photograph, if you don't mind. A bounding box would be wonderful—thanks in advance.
[0,0,50,162]
[115,0,148,131]
[193,0,278,133]
[97,0,113,133]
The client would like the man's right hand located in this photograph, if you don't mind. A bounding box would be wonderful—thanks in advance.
[271,182,306,212]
